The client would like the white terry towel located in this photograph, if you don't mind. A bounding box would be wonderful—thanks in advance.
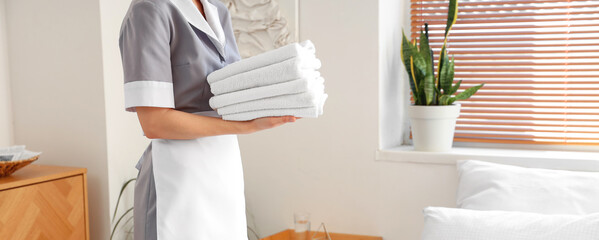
[222,94,328,121]
[207,40,316,83]
[216,84,326,116]
[209,77,325,109]
[209,56,321,95]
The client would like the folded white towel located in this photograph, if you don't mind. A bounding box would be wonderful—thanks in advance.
[222,94,328,121]
[210,56,321,95]
[216,84,325,115]
[208,40,316,83]
[209,77,325,109]
[223,106,318,121]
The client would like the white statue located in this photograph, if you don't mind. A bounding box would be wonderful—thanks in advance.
[221,0,293,58]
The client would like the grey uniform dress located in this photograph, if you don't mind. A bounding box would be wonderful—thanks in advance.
[118,0,245,239]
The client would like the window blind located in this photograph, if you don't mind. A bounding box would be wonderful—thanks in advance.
[410,0,599,145]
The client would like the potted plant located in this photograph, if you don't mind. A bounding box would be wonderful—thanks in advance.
[401,0,483,152]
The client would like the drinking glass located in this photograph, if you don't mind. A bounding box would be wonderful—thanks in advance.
[294,212,311,240]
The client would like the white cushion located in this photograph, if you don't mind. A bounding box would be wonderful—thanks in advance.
[457,160,599,214]
[422,207,599,240]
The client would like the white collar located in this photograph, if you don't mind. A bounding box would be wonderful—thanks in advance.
[170,0,227,56]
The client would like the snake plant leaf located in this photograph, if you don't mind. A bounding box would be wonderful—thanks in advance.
[434,87,442,104]
[447,97,458,105]
[405,36,434,105]
[423,69,435,105]
[424,24,434,78]
[437,44,447,88]
[414,57,427,105]
[410,46,434,105]
[445,56,456,94]
[400,0,480,106]
[419,29,436,105]
[455,83,484,101]
[438,0,458,80]
[417,73,426,105]
[410,45,428,78]
[419,30,432,71]
[439,95,456,105]
[450,79,462,95]
[445,0,459,38]
[439,49,452,94]
[412,51,432,105]
[401,31,420,103]
[409,57,422,105]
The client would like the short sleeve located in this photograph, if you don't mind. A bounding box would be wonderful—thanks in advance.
[119,2,174,112]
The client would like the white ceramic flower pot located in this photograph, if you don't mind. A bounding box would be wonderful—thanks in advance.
[407,104,461,152]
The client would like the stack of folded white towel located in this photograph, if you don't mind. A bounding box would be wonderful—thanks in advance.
[207,40,327,121]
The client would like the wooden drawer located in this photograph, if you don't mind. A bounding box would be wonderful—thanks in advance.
[0,165,89,240]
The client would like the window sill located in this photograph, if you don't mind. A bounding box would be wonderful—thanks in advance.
[376,146,599,171]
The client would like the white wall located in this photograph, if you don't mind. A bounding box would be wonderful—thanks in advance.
[240,1,458,239]
[379,0,410,149]
[3,0,458,239]
[240,0,381,236]
[98,0,149,235]
[0,0,13,146]
[5,0,111,239]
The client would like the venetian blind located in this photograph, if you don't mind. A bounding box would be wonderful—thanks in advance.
[410,0,599,145]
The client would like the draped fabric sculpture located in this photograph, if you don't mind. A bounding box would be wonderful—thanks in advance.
[221,0,294,58]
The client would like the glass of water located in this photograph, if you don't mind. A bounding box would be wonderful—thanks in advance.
[294,212,311,240]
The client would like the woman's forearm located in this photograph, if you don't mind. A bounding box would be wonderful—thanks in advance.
[136,107,295,139]
[136,107,252,139]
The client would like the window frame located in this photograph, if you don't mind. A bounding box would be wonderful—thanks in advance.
[377,0,599,160]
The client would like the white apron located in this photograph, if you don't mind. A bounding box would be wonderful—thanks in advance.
[150,111,248,240]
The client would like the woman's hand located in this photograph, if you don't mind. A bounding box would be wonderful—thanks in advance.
[135,107,299,139]
[245,116,298,133]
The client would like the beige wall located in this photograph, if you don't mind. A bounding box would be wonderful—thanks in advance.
[3,0,458,239]
[5,0,111,239]
[98,0,149,232]
[239,0,457,239]
[0,0,13,146]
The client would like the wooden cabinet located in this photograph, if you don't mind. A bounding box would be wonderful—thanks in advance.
[0,164,89,240]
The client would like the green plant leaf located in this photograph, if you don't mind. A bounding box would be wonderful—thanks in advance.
[410,48,434,105]
[450,79,462,95]
[401,31,420,104]
[123,215,135,240]
[445,0,459,38]
[410,57,422,105]
[447,98,458,105]
[447,57,456,93]
[438,0,458,80]
[444,56,456,95]
[408,40,435,105]
[437,44,446,88]
[419,30,432,71]
[110,207,134,240]
[417,66,426,105]
[423,70,435,105]
[455,83,484,101]
[439,95,456,105]
[410,46,428,78]
[112,178,137,221]
[409,45,433,105]
[439,49,452,94]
